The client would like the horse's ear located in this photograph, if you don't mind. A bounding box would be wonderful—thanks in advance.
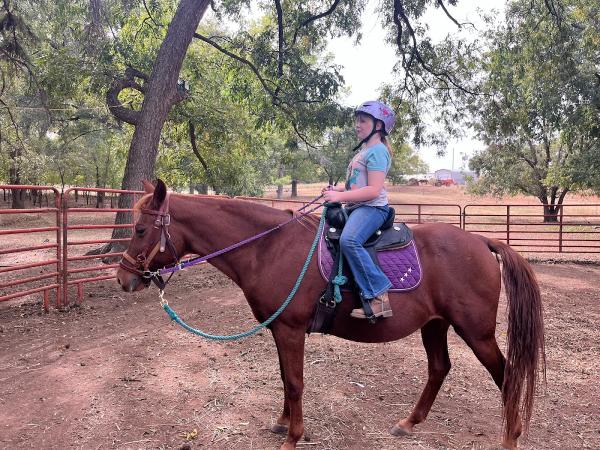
[151,179,167,209]
[142,180,155,194]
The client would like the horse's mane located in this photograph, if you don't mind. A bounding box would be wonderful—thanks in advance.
[134,192,321,232]
[287,209,321,232]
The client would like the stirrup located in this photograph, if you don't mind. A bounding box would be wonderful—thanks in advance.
[350,293,392,319]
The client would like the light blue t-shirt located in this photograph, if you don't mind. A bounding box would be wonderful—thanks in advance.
[345,143,391,207]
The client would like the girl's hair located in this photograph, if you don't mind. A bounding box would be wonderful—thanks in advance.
[382,134,393,158]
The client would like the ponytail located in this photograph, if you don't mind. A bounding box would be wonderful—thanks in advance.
[382,135,394,158]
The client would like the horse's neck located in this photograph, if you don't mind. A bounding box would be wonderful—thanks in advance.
[175,196,300,287]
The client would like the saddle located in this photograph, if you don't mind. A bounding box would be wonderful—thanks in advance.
[324,202,414,263]
[310,203,416,333]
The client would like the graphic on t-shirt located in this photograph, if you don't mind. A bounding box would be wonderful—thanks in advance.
[344,143,391,206]
[347,168,360,189]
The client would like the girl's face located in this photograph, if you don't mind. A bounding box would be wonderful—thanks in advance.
[355,113,379,141]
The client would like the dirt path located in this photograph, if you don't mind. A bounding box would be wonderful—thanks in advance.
[0,263,598,449]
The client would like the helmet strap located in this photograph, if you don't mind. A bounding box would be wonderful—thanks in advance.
[351,122,384,152]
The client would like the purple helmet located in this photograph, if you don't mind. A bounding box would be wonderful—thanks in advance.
[355,100,396,134]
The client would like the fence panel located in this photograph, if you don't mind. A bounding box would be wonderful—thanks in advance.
[390,203,462,227]
[463,204,600,253]
[0,185,61,310]
[62,188,144,306]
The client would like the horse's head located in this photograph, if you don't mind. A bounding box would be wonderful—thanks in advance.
[116,179,182,292]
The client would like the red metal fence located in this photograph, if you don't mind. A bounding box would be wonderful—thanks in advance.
[463,204,600,253]
[62,187,144,306]
[2,185,600,309]
[0,185,61,310]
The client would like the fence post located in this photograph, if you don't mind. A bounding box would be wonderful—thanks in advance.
[559,205,564,253]
[418,204,422,224]
[506,205,510,245]
[62,191,69,308]
[55,190,62,309]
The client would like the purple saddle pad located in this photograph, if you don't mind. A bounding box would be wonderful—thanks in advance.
[318,228,423,292]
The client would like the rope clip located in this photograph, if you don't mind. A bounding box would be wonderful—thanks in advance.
[159,289,168,307]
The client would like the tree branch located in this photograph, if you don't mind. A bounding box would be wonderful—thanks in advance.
[274,0,284,78]
[193,32,278,101]
[289,0,342,48]
[105,67,148,125]
[435,0,472,28]
[188,120,216,189]
[61,128,104,147]
[0,98,25,150]
[557,187,569,205]
[393,0,478,95]
[543,0,564,28]
[143,0,161,28]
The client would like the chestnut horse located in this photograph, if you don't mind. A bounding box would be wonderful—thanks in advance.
[117,180,545,450]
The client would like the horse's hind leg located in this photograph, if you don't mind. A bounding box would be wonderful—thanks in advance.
[457,332,522,449]
[391,319,451,436]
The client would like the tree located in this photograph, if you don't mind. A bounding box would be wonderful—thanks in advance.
[380,1,580,152]
[387,141,429,184]
[0,0,134,206]
[99,0,361,251]
[467,0,600,221]
[315,127,357,186]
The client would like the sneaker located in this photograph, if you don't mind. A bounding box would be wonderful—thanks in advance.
[350,292,393,319]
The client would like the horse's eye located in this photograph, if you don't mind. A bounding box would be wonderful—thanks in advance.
[135,226,146,236]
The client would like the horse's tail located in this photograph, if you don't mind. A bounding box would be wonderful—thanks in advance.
[486,238,546,441]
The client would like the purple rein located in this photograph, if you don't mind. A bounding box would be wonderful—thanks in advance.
[154,194,325,278]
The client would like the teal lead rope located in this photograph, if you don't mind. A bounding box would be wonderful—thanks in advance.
[332,251,347,304]
[159,206,328,340]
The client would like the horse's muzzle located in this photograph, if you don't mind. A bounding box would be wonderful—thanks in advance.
[116,269,147,292]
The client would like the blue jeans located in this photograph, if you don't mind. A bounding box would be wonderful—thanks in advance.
[339,205,392,299]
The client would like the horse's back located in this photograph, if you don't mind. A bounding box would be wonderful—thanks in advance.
[410,222,502,333]
[411,222,498,270]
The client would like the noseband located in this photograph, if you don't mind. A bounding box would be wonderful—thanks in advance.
[119,193,179,289]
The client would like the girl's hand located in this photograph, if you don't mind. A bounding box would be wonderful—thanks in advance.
[323,190,343,203]
[321,184,344,193]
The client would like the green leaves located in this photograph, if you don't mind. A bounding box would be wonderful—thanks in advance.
[466,0,600,205]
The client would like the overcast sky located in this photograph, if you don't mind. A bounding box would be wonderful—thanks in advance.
[328,0,506,172]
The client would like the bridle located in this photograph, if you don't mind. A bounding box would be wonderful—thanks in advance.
[119,193,179,289]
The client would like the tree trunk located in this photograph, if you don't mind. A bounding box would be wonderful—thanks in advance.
[101,0,209,256]
[8,146,24,209]
[543,204,560,223]
[95,165,105,208]
[189,121,217,192]
[276,164,284,199]
[291,179,298,197]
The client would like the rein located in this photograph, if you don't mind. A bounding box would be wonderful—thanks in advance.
[160,206,328,340]
[120,193,324,290]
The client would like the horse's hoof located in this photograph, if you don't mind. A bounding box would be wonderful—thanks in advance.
[270,423,289,434]
[390,424,411,436]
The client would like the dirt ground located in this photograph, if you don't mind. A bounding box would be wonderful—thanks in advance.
[0,261,598,450]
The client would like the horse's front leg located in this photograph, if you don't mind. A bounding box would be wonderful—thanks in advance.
[271,336,290,434]
[271,324,306,450]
